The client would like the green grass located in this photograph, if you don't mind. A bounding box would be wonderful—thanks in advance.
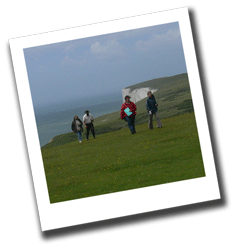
[41,112,205,204]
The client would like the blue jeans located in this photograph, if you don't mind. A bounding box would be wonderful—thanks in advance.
[125,115,136,133]
[77,130,82,141]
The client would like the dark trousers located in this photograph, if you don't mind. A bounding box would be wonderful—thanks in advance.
[86,123,95,139]
[125,115,136,133]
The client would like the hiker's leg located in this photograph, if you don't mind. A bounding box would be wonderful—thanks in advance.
[130,115,136,133]
[148,113,153,129]
[77,130,82,141]
[155,112,162,128]
[86,125,90,140]
[91,123,95,138]
[125,116,134,133]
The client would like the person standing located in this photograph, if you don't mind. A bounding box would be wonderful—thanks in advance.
[120,95,137,134]
[146,91,162,129]
[83,110,95,140]
[71,115,83,143]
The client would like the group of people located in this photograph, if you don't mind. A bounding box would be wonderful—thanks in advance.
[71,110,95,143]
[72,91,162,143]
[121,91,162,134]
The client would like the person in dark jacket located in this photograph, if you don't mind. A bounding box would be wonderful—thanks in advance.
[71,115,83,143]
[146,91,162,129]
[120,95,137,134]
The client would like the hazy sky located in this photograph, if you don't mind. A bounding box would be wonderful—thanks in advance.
[24,22,187,108]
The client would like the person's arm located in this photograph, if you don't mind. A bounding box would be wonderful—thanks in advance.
[83,116,87,127]
[155,98,158,107]
[129,102,136,114]
[120,104,126,119]
[146,99,150,111]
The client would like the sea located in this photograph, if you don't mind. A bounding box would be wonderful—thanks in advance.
[35,92,123,147]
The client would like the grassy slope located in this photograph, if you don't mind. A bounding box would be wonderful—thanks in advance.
[41,112,205,204]
[42,73,193,149]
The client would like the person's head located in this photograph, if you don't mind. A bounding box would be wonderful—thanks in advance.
[125,95,131,103]
[147,91,152,97]
[74,115,78,120]
[85,110,89,116]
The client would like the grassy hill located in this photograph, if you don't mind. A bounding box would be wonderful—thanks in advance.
[41,113,205,204]
[42,73,193,149]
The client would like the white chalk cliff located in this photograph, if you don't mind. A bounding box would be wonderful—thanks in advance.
[122,87,157,103]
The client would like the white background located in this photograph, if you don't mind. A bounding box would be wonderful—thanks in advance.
[1,0,249,248]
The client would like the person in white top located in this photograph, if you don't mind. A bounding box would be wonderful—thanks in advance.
[83,110,95,140]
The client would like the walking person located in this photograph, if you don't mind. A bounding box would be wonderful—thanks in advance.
[120,95,137,134]
[71,115,83,143]
[146,91,162,129]
[83,110,95,140]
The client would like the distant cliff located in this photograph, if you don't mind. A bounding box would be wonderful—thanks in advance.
[122,87,157,103]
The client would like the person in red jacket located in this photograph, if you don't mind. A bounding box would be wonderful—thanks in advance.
[120,95,137,134]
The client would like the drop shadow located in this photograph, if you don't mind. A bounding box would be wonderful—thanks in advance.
[8,8,226,238]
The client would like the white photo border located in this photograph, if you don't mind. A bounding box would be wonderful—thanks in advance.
[9,7,220,231]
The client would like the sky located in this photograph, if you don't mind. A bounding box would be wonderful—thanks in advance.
[24,22,187,108]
